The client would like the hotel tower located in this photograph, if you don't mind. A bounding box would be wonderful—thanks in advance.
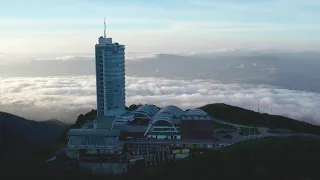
[95,19,126,116]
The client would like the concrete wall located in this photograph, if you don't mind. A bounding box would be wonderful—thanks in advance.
[181,120,213,140]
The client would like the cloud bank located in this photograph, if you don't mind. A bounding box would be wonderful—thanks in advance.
[0,76,319,125]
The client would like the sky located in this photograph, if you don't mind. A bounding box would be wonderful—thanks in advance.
[1,0,320,54]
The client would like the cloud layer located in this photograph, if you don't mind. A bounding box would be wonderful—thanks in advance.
[1,76,319,125]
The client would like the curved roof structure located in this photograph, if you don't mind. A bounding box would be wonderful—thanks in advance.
[181,115,212,120]
[149,112,174,125]
[184,109,208,116]
[144,112,177,136]
[157,105,184,117]
[133,104,159,119]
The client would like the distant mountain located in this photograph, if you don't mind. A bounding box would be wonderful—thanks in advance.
[126,53,320,92]
[0,111,69,147]
[0,59,95,77]
[1,51,320,93]
[0,112,68,179]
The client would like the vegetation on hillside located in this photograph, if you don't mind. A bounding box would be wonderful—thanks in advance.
[2,103,320,180]
[126,104,142,111]
[213,120,235,129]
[133,136,320,180]
[0,111,68,146]
[201,103,320,135]
[55,102,320,146]
[5,103,320,179]
[57,109,97,144]
[3,136,320,180]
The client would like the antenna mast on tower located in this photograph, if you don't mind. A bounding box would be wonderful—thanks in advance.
[104,18,106,38]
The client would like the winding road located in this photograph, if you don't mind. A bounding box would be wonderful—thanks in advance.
[213,119,320,147]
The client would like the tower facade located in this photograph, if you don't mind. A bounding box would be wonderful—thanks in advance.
[95,36,126,116]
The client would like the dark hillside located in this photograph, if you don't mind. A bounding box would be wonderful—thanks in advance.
[201,103,320,135]
[4,136,319,180]
[0,112,69,179]
[2,106,320,179]
[133,137,320,180]
[0,111,68,145]
[57,109,97,143]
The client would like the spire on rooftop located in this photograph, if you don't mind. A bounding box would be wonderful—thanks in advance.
[104,18,106,38]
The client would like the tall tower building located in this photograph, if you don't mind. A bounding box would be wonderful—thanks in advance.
[95,20,126,116]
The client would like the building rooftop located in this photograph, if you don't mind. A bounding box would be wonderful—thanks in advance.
[68,129,121,137]
[93,116,115,129]
[113,124,147,133]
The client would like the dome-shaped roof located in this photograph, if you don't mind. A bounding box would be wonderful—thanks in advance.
[158,105,184,117]
[184,109,208,116]
[133,104,159,118]
[144,112,177,136]
[149,112,174,125]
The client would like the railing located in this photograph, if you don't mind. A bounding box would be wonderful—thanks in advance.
[68,144,123,150]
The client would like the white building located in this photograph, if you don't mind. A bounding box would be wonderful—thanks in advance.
[95,24,126,117]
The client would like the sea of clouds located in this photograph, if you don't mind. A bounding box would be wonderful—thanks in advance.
[1,75,319,125]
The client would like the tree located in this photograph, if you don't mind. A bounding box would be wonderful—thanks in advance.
[253,166,268,180]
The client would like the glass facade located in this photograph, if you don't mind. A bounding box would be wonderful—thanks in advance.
[68,135,118,147]
[95,37,126,116]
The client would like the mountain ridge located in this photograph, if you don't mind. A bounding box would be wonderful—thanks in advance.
[1,103,320,179]
[0,111,69,147]
[58,103,320,141]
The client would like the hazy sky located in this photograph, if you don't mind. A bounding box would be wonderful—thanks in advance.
[1,0,320,53]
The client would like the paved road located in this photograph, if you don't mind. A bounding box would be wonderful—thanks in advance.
[119,119,320,148]
[213,119,320,147]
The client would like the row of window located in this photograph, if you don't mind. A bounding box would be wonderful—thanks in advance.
[104,92,125,97]
[96,59,125,63]
[96,58,124,62]
[153,127,176,131]
[106,106,119,110]
[99,66,124,72]
[99,53,125,57]
[96,48,124,52]
[102,72,125,77]
[68,136,117,146]
[99,76,125,81]
[147,132,180,136]
[99,104,124,110]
